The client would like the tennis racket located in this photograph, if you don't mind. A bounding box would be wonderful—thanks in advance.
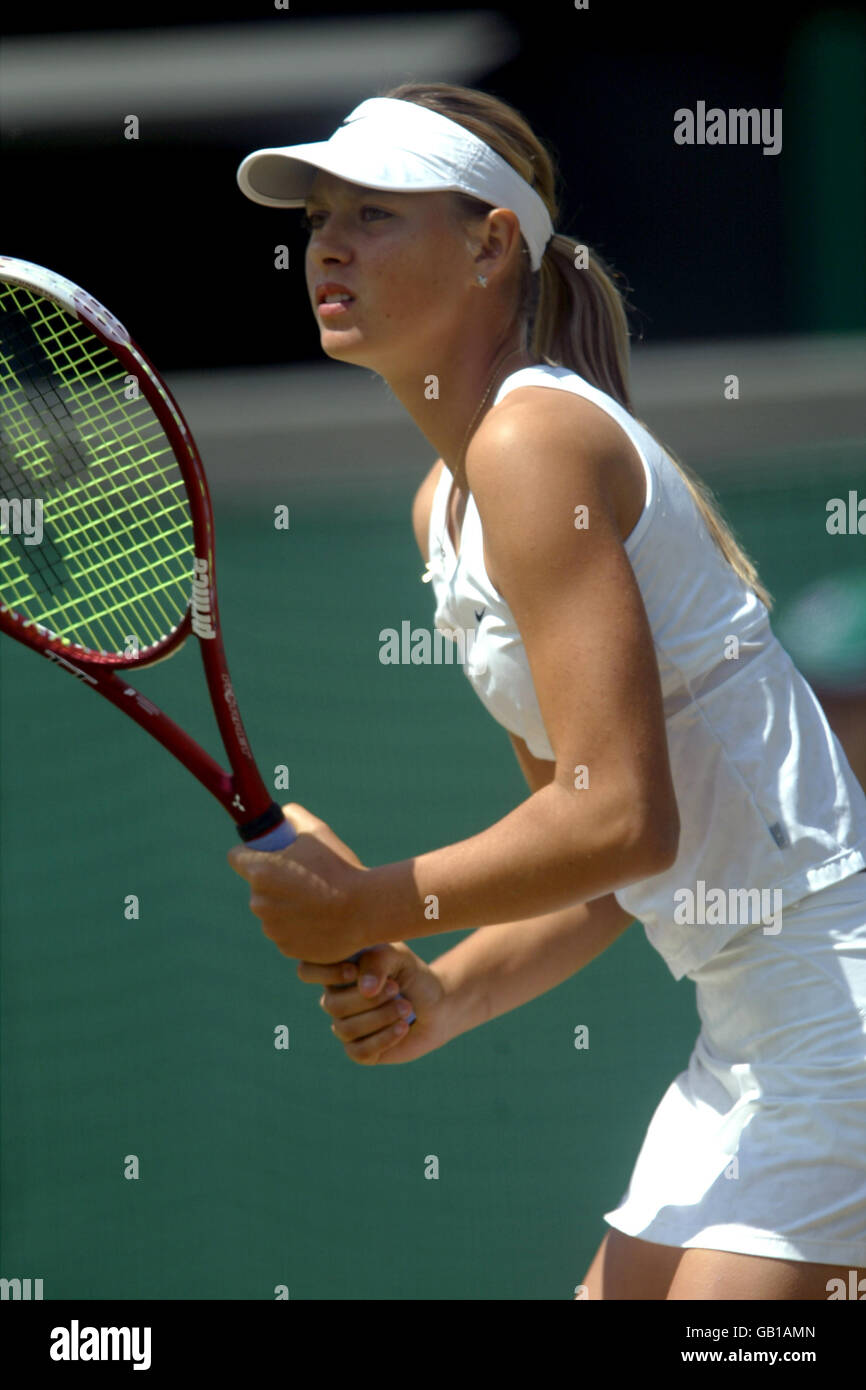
[0,255,294,851]
[0,256,414,1018]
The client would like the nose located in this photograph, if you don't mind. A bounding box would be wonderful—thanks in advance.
[306,213,355,260]
[308,245,353,291]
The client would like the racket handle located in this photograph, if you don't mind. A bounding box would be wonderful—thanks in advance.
[242,818,416,1025]
[244,819,298,851]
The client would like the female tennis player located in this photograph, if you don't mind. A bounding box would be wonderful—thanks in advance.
[229,83,866,1300]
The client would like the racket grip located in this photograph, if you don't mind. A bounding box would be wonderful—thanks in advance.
[244,819,298,851]
[242,818,416,1025]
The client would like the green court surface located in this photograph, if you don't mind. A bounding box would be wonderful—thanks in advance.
[0,439,863,1300]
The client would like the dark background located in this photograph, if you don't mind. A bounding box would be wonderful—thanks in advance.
[4,0,865,370]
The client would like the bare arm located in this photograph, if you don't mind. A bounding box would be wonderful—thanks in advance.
[354,398,679,949]
[432,732,634,1041]
[434,895,633,1040]
[298,507,639,1062]
[229,413,675,966]
[412,462,635,1039]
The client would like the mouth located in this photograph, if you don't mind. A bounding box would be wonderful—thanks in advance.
[317,294,355,318]
[316,283,356,309]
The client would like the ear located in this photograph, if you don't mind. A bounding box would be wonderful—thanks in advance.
[474,206,524,283]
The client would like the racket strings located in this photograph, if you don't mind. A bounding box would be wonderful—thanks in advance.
[1,290,190,645]
[0,290,183,649]
[0,284,194,654]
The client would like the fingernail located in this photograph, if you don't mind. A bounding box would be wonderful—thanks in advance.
[361,974,378,993]
[384,980,399,997]
[397,999,413,1017]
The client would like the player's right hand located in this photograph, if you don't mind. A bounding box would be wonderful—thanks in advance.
[296,943,447,1065]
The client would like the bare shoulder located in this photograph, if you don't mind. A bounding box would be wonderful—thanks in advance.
[468,385,645,542]
[411,457,445,563]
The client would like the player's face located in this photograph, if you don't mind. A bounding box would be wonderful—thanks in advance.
[304,172,474,374]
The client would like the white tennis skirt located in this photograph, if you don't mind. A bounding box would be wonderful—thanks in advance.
[603,869,866,1266]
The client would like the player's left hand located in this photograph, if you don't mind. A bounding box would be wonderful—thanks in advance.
[227,802,368,962]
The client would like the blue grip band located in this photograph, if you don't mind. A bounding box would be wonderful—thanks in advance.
[244,819,297,851]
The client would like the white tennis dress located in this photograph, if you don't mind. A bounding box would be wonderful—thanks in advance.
[423,362,866,1266]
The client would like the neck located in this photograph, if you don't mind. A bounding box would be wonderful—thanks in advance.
[378,336,537,488]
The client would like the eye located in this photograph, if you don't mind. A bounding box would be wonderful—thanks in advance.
[301,207,391,232]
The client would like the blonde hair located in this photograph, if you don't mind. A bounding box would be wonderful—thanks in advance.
[382,80,773,611]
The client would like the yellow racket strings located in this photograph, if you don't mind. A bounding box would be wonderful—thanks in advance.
[0,283,194,655]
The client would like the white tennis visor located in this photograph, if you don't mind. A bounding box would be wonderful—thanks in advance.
[236,97,554,272]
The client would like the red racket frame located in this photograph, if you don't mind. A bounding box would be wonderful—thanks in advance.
[0,259,286,843]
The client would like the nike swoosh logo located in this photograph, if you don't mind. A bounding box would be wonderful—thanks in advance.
[474,607,486,623]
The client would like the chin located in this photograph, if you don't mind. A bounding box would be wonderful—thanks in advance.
[320,337,372,367]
